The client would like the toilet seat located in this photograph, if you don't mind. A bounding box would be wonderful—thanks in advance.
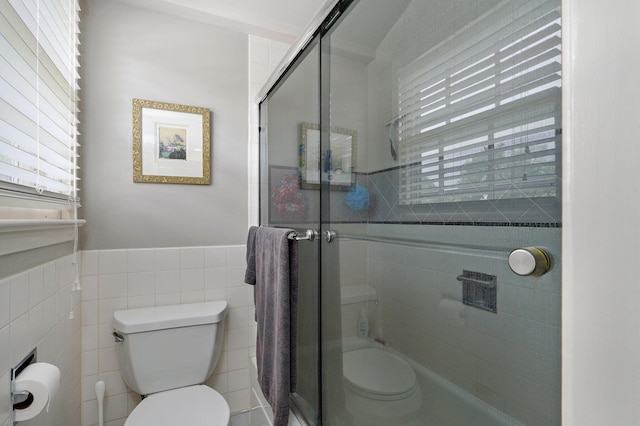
[125,385,230,426]
[343,348,417,401]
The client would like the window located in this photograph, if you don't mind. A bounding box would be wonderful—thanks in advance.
[397,0,561,211]
[0,0,80,211]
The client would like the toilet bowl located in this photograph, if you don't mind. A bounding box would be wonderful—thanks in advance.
[342,347,422,422]
[125,385,229,426]
[113,301,230,426]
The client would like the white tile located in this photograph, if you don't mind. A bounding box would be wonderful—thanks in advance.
[82,373,99,401]
[81,251,100,276]
[99,346,120,374]
[98,298,127,325]
[98,274,127,300]
[99,322,117,349]
[226,327,249,351]
[205,247,227,268]
[155,248,181,271]
[127,295,155,309]
[82,400,98,426]
[28,302,44,345]
[82,325,99,352]
[205,288,227,302]
[82,300,99,326]
[10,273,29,321]
[227,267,246,288]
[216,350,228,374]
[28,267,44,309]
[207,372,228,394]
[205,267,228,289]
[181,268,204,292]
[127,272,155,297]
[82,350,99,377]
[181,291,205,304]
[99,370,128,398]
[181,247,205,269]
[227,246,246,267]
[9,313,29,366]
[155,293,180,306]
[228,307,251,330]
[225,388,250,413]
[99,250,128,274]
[227,347,249,371]
[227,287,252,308]
[104,393,128,422]
[41,296,57,342]
[156,270,180,294]
[42,261,57,297]
[81,275,99,301]
[227,368,249,392]
[127,249,155,273]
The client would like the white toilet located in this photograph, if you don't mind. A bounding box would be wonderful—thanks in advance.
[112,301,231,426]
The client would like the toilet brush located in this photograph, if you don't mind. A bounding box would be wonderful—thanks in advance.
[95,380,105,426]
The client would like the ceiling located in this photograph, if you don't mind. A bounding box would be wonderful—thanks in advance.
[111,0,330,43]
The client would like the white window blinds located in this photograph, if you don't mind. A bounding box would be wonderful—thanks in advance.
[397,0,560,207]
[0,0,80,206]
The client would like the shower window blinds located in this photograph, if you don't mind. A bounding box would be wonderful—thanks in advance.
[397,0,561,206]
[0,0,80,207]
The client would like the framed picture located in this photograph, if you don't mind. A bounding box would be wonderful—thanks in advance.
[299,122,356,190]
[132,98,211,184]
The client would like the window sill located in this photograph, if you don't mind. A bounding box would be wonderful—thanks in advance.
[0,219,86,256]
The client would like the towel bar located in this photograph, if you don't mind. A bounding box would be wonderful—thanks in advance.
[287,229,318,241]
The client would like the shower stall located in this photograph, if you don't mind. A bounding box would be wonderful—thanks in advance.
[258,0,561,424]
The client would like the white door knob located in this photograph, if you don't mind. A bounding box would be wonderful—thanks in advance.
[508,247,551,276]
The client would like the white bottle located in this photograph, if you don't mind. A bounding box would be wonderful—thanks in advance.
[357,308,369,338]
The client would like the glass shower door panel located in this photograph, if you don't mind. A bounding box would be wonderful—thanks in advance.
[259,39,321,425]
[322,0,561,425]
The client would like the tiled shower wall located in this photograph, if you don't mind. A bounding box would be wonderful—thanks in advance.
[79,245,254,426]
[365,224,561,425]
[0,253,82,426]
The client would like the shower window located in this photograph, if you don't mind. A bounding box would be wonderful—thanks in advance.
[397,0,561,219]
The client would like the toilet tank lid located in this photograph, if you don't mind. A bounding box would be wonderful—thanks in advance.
[113,301,228,334]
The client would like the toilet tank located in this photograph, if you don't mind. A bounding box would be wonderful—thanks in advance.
[113,301,228,396]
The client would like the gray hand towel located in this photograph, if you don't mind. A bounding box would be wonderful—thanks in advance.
[244,226,258,285]
[254,227,298,426]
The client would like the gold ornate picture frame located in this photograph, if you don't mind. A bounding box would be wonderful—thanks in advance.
[132,98,211,184]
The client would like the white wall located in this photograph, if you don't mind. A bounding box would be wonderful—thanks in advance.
[562,0,640,424]
[79,246,255,426]
[0,254,82,426]
[80,0,248,250]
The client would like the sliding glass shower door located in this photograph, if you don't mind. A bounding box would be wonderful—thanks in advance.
[321,0,561,424]
[260,0,561,424]
[259,38,322,423]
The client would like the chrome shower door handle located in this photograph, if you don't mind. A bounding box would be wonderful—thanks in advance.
[324,230,336,243]
[288,229,318,241]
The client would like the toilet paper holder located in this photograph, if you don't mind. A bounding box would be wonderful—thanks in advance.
[11,348,37,425]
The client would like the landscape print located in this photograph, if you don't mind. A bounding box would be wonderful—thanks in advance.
[158,125,187,160]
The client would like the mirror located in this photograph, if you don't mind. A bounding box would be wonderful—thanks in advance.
[299,122,356,190]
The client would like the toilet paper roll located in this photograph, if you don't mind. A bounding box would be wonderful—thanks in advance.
[438,298,466,326]
[13,362,61,422]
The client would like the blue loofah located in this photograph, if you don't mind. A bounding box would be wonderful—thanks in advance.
[345,184,370,211]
